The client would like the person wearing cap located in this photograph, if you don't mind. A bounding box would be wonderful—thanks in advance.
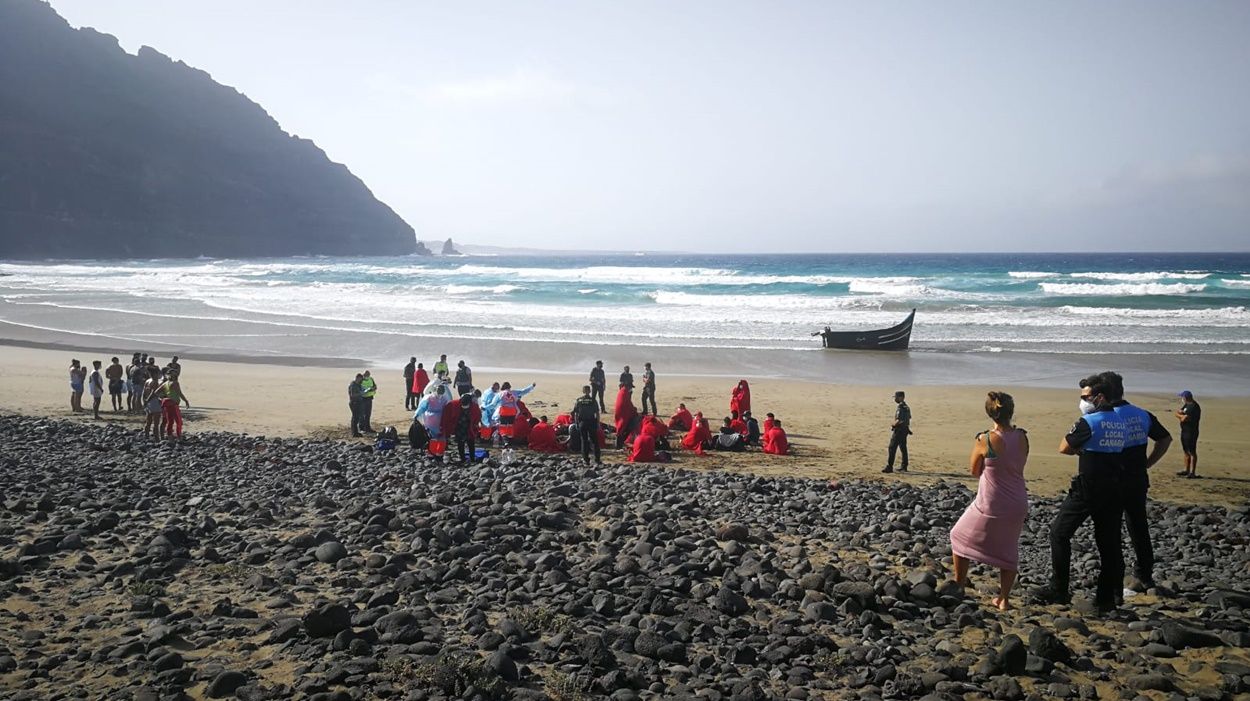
[1175,390,1202,478]
[589,361,607,413]
[882,390,911,473]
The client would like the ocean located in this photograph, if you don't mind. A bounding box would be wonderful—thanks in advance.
[2,252,1249,392]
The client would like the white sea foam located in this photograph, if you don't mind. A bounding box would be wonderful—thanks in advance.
[1068,271,1211,281]
[1039,282,1207,296]
[1007,271,1054,279]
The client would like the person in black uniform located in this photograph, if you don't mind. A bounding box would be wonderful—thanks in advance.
[882,391,911,473]
[619,365,634,391]
[403,357,417,411]
[589,361,607,413]
[1032,373,1128,613]
[1104,371,1171,590]
[640,362,657,416]
[573,385,602,466]
[1175,390,1202,478]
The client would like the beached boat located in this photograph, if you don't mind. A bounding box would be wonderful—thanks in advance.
[813,309,915,351]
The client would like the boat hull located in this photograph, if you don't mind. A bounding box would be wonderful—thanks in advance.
[815,309,915,351]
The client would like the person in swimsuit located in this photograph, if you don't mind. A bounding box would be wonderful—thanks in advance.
[68,359,86,413]
[106,357,125,412]
[142,374,164,439]
[87,360,105,419]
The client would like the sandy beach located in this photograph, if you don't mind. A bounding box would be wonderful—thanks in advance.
[2,341,1245,506]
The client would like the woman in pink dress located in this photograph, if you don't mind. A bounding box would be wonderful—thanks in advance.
[949,391,1029,610]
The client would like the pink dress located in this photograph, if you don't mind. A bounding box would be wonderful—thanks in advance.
[950,428,1029,570]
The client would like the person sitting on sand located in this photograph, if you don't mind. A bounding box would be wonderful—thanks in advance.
[614,383,639,448]
[528,415,561,453]
[636,415,669,451]
[744,411,761,446]
[628,431,659,463]
[403,357,418,411]
[69,359,86,413]
[730,380,751,417]
[87,360,105,419]
[729,411,748,437]
[681,412,712,453]
[714,417,746,452]
[762,419,790,455]
[667,403,693,432]
[949,391,1029,611]
[511,401,534,445]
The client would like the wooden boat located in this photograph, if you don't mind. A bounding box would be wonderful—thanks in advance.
[813,309,915,351]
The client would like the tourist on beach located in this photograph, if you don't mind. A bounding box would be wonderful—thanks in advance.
[348,373,365,437]
[106,357,124,412]
[87,360,105,419]
[573,385,602,465]
[126,353,143,413]
[762,418,789,455]
[619,365,634,390]
[667,403,693,432]
[949,392,1029,611]
[440,393,481,464]
[640,362,657,416]
[614,383,639,448]
[411,362,430,400]
[414,384,450,439]
[403,357,417,411]
[142,373,163,439]
[1175,390,1201,478]
[433,354,449,379]
[1032,373,1127,613]
[744,411,761,446]
[69,359,86,413]
[1105,371,1171,590]
[454,360,473,397]
[158,370,190,439]
[882,390,911,473]
[682,412,712,453]
[730,380,751,417]
[529,415,561,453]
[359,371,377,433]
[590,360,607,412]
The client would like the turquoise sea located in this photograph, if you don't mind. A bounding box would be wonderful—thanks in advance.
[2,252,1248,361]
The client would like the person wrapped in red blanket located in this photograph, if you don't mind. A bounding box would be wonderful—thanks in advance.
[614,384,639,448]
[762,418,790,456]
[681,412,712,454]
[528,415,562,453]
[667,403,693,432]
[730,380,751,417]
[440,394,482,464]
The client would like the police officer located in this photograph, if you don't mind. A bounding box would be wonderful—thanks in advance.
[1032,373,1128,613]
[1103,371,1171,590]
[589,360,607,413]
[359,370,377,433]
[573,385,602,466]
[882,390,911,473]
[348,373,365,438]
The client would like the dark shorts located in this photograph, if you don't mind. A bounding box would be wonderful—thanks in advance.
[109,380,124,395]
[1181,430,1200,453]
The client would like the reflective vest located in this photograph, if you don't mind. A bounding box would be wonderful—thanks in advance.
[360,376,377,399]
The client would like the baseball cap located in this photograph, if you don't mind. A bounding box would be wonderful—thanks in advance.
[1178,390,1193,399]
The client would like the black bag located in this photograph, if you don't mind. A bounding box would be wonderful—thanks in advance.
[408,421,429,450]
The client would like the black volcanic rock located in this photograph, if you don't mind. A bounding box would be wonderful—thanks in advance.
[0,0,418,259]
[441,237,461,255]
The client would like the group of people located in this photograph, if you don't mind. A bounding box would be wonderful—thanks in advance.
[945,371,1202,614]
[68,353,190,438]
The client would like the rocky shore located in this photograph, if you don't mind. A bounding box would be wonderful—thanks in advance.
[2,414,1250,700]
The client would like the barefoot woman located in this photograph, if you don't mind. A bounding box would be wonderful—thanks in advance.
[949,392,1030,610]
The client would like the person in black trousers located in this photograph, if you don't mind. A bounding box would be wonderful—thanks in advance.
[640,362,657,416]
[573,385,602,465]
[348,373,365,437]
[403,357,417,411]
[589,360,606,413]
[882,391,911,473]
[1032,372,1128,613]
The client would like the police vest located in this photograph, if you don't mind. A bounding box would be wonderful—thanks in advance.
[1111,403,1150,449]
[1082,409,1131,453]
[361,377,377,398]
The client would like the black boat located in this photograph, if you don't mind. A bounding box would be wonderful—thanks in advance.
[813,309,915,351]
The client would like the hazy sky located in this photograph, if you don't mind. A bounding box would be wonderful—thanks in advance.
[47,1,1250,252]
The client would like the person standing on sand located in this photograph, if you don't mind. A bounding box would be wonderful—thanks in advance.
[403,357,417,411]
[1031,373,1126,614]
[949,392,1029,611]
[359,370,377,433]
[590,360,607,412]
[1103,371,1170,591]
[619,365,634,390]
[126,353,142,413]
[640,362,657,416]
[730,380,751,417]
[142,373,163,439]
[68,359,86,413]
[433,354,449,379]
[454,360,473,398]
[158,370,190,439]
[440,393,481,465]
[106,357,124,412]
[573,385,602,465]
[882,390,911,473]
[412,362,430,398]
[87,360,105,419]
[348,373,365,437]
[1175,390,1202,478]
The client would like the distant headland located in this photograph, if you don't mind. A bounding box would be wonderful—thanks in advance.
[0,0,418,260]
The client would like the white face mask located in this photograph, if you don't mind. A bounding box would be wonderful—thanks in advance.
[1079,399,1097,415]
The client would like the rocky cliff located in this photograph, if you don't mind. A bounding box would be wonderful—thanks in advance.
[0,0,419,259]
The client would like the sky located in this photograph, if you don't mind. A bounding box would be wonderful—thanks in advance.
[46,1,1250,252]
